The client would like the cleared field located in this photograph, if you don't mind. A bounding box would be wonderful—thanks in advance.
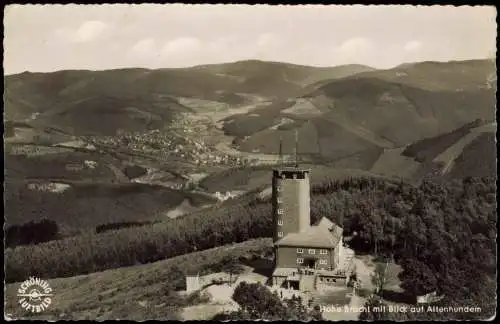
[237,120,321,155]
[199,167,272,193]
[326,148,383,171]
[4,238,272,321]
[281,98,324,117]
[370,147,421,179]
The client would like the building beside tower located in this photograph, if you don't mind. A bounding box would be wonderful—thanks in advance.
[270,134,354,292]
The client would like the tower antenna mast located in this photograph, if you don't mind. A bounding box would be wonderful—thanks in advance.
[278,136,283,166]
[294,129,299,168]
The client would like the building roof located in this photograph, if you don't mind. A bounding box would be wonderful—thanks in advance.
[185,270,200,276]
[315,217,335,229]
[272,267,297,277]
[273,166,311,172]
[275,217,343,248]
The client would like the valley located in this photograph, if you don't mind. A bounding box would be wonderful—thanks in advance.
[4,58,496,241]
[3,58,496,321]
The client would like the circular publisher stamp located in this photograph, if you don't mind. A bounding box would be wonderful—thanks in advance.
[17,277,53,313]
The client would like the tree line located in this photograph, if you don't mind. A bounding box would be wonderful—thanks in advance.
[5,219,60,248]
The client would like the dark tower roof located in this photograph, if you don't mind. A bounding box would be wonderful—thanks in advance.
[272,167,311,178]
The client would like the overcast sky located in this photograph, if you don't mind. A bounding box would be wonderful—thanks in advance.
[3,4,497,75]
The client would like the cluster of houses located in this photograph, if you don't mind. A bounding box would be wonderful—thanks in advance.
[87,128,248,168]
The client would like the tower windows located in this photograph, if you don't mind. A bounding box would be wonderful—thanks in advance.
[278,232,283,238]
[278,219,283,226]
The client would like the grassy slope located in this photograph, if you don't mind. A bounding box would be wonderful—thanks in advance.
[369,147,421,180]
[222,100,296,138]
[323,147,384,171]
[4,238,272,321]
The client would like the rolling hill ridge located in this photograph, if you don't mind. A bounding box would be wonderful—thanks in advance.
[227,59,495,159]
[4,60,375,136]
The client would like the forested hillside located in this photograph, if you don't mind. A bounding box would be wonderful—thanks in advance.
[6,175,496,321]
[4,181,213,234]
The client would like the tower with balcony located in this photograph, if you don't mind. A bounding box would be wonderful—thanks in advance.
[270,131,353,292]
[272,167,311,242]
[272,130,310,242]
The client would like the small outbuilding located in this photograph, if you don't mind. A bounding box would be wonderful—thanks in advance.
[185,272,201,293]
